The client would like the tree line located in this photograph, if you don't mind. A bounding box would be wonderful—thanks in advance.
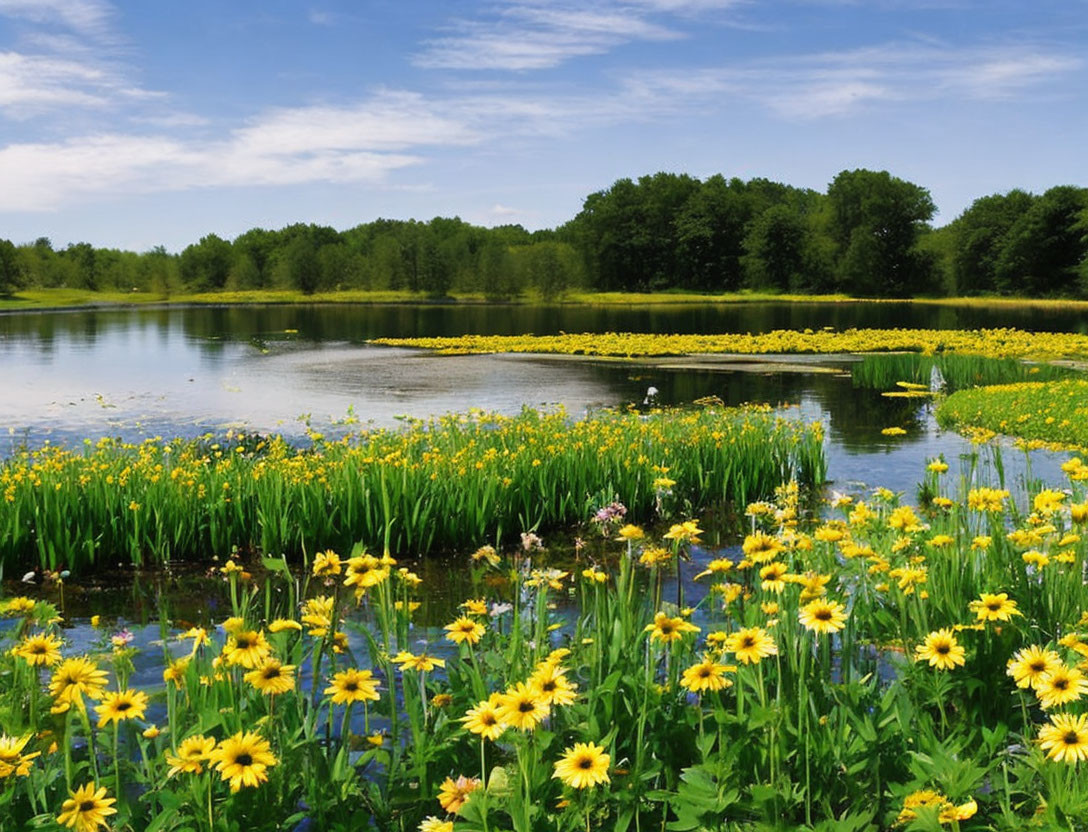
[2,169,1087,299]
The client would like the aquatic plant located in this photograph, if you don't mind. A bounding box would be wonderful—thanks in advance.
[850,353,1079,392]
[370,327,1088,359]
[937,379,1088,450]
[0,405,825,571]
[2,455,1088,829]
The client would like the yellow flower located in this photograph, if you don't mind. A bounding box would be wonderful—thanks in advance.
[725,627,777,665]
[693,558,733,581]
[268,618,303,633]
[462,695,508,741]
[166,735,217,776]
[529,662,578,707]
[56,783,116,832]
[644,612,700,644]
[142,725,160,740]
[95,689,149,728]
[581,567,608,583]
[471,545,501,566]
[881,426,906,436]
[223,630,271,668]
[638,546,673,567]
[15,633,63,667]
[680,658,734,693]
[742,532,783,563]
[914,629,965,671]
[1033,489,1066,515]
[553,742,611,790]
[927,461,949,473]
[419,817,454,832]
[798,599,848,635]
[444,616,486,646]
[1007,646,1062,690]
[1038,712,1088,763]
[437,774,479,813]
[664,519,702,544]
[2,597,36,617]
[0,734,40,779]
[311,549,342,577]
[163,657,190,689]
[969,592,1022,623]
[967,487,1009,512]
[244,659,296,696]
[460,599,489,616]
[617,524,645,542]
[324,669,380,705]
[497,682,549,731]
[392,651,445,673]
[209,731,277,792]
[938,799,979,823]
[343,553,390,590]
[758,561,789,593]
[1036,666,1088,710]
[49,657,108,713]
[971,535,992,550]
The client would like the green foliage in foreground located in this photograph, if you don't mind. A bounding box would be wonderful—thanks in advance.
[2,454,1088,830]
[850,353,1079,392]
[937,379,1088,449]
[0,406,826,572]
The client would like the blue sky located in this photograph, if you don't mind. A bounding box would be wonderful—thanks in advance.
[0,0,1085,251]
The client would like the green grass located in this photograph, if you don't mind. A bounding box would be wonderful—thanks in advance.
[9,286,1088,312]
[851,353,1079,392]
[0,405,826,571]
[937,379,1088,448]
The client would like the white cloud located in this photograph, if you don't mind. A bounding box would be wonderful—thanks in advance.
[0,0,114,37]
[623,42,1083,119]
[413,0,740,71]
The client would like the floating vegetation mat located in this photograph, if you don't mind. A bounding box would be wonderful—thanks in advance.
[370,328,1088,359]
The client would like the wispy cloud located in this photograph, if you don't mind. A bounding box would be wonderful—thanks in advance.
[623,41,1083,119]
[0,0,115,38]
[413,0,740,71]
[0,0,161,119]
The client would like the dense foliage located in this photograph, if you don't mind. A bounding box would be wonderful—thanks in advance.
[0,406,825,572]
[4,453,1088,830]
[938,379,1088,450]
[3,171,1088,300]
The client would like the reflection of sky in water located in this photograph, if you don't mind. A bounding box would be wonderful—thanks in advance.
[0,306,1074,498]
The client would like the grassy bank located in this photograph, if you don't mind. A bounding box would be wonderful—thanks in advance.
[8,286,1088,312]
[0,405,825,571]
[3,456,1088,830]
[937,379,1088,449]
[371,328,1088,360]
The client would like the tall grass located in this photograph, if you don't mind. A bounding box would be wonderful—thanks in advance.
[2,452,1088,830]
[850,353,1078,391]
[0,405,826,571]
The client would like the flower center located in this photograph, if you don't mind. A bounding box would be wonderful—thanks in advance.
[1064,731,1080,744]
[815,610,832,621]
[80,801,97,812]
[235,753,253,767]
[117,702,131,712]
[936,645,950,655]
[578,757,593,769]
[518,701,534,713]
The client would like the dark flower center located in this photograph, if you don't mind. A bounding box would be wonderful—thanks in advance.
[1064,731,1080,744]
[80,801,97,812]
[987,602,1001,611]
[482,714,496,725]
[541,680,556,691]
[518,701,534,713]
[936,645,950,655]
[1054,679,1069,690]
[345,681,358,692]
[263,668,280,679]
[235,753,253,767]
[815,610,832,621]
[578,757,593,769]
[117,702,132,712]
[1030,661,1046,672]
[698,668,711,678]
[741,636,755,648]
[236,638,252,649]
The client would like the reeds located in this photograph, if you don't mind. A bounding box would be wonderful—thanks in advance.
[0,405,826,571]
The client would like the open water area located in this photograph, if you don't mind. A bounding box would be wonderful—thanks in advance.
[0,301,1083,672]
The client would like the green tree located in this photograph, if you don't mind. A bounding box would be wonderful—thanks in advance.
[741,205,809,292]
[179,234,233,291]
[827,169,937,297]
[0,238,24,296]
[949,190,1035,294]
[994,185,1088,296]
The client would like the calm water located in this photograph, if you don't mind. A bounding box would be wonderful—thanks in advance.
[1,302,1080,689]
[0,302,1078,495]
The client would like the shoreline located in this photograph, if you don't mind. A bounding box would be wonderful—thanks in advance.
[4,287,1088,314]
